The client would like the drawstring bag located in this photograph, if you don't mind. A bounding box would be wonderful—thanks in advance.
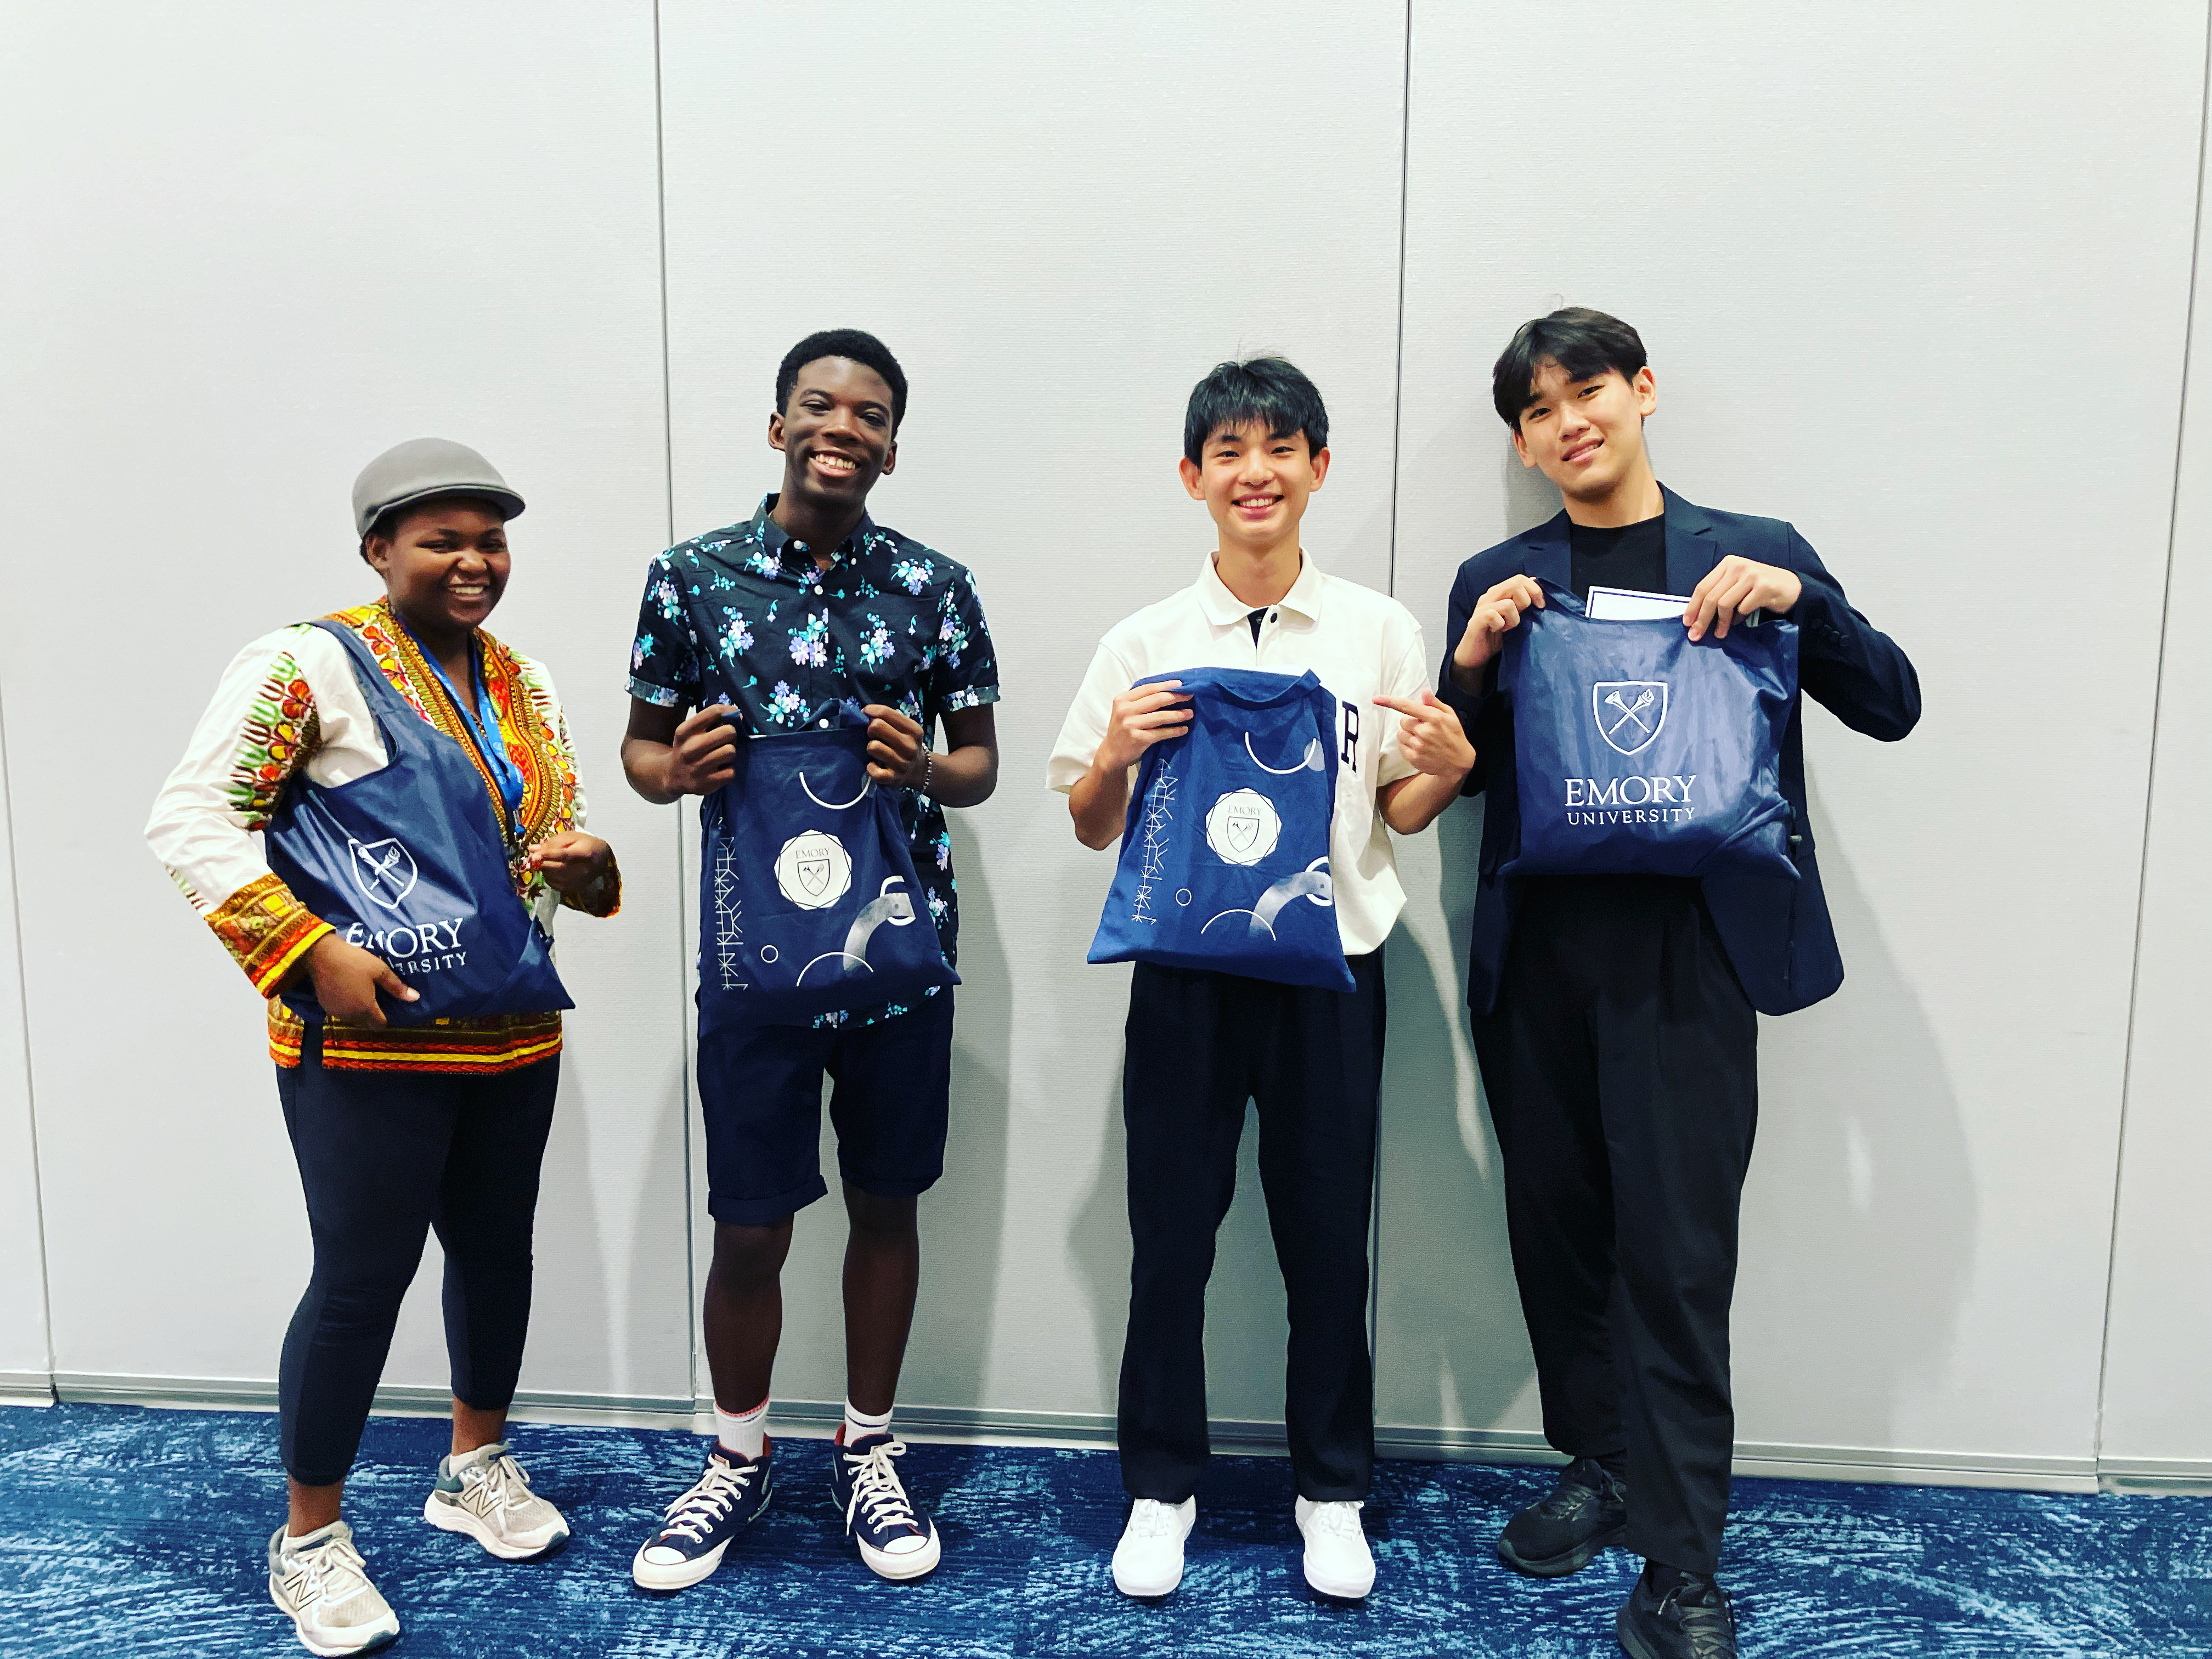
[266,620,574,1024]
[1500,584,1799,881]
[697,701,958,1028]
[1087,668,1353,991]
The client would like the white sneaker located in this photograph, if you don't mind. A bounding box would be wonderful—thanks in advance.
[1111,1497,1197,1598]
[267,1522,400,1656]
[1294,1497,1375,1599]
[422,1441,570,1560]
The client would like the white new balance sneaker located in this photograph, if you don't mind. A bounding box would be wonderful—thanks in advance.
[267,1522,400,1656]
[1294,1497,1375,1599]
[1111,1497,1197,1598]
[422,1441,570,1560]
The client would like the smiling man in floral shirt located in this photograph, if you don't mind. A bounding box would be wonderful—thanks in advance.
[619,330,1000,1592]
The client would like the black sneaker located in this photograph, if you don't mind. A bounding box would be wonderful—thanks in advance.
[1616,1567,1737,1659]
[828,1432,941,1581]
[1496,1458,1628,1577]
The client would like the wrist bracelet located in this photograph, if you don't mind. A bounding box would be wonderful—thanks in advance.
[919,751,934,798]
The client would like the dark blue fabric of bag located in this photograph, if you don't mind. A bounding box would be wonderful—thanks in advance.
[697,702,958,1029]
[1500,585,1799,881]
[1087,668,1353,992]
[266,620,574,1024]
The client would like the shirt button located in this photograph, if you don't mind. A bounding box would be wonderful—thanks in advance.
[1269,611,1278,623]
[818,719,830,729]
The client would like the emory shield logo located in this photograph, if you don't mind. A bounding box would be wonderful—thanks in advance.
[1204,788,1282,867]
[1593,681,1669,757]
[774,830,854,910]
[347,837,419,910]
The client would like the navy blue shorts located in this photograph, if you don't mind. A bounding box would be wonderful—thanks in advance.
[695,991,953,1226]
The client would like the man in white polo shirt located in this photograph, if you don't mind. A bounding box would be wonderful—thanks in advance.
[1048,357,1473,1604]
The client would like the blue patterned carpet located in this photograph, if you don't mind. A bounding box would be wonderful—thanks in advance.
[0,1403,2207,1657]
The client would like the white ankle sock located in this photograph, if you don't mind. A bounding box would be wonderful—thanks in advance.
[714,1397,769,1460]
[840,1400,892,1446]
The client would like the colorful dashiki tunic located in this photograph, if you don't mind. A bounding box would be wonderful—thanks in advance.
[627,495,999,1030]
[147,598,619,1073]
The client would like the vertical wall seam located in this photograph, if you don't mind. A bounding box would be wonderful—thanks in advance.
[2092,1,2211,1472]
[1372,0,1414,1377]
[649,0,701,1413]
[1384,0,1414,604]
[0,692,58,1394]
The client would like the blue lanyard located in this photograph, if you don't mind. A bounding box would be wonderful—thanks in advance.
[402,623,527,832]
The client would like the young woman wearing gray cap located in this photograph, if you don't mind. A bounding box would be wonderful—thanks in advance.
[146,438,620,1657]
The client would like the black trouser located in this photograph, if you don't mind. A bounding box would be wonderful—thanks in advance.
[1469,878,1757,1575]
[274,1024,560,1486]
[1118,952,1384,1503]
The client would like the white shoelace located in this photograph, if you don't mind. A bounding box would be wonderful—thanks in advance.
[1127,1500,1185,1540]
[281,1530,373,1607]
[841,1438,921,1536]
[1306,1501,1364,1539]
[458,1452,535,1515]
[656,1458,758,1544]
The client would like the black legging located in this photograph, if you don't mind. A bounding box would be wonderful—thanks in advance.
[274,1023,559,1486]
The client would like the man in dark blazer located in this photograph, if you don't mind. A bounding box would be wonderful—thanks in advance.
[1436,309,1918,1659]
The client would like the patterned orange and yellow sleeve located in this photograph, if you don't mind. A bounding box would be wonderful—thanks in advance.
[146,630,335,994]
[501,648,622,920]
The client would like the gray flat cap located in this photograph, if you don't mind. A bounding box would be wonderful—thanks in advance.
[353,438,526,538]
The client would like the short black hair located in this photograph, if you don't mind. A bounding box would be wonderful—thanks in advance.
[1492,308,1648,430]
[776,329,908,430]
[1183,356,1329,466]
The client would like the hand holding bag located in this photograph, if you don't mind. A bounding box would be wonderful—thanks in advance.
[697,702,957,1028]
[1500,584,1799,881]
[1087,667,1353,992]
[266,620,574,1024]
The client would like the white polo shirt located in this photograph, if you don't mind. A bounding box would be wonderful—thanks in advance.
[1048,551,1434,957]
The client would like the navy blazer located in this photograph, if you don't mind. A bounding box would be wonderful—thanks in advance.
[1437,487,1920,1018]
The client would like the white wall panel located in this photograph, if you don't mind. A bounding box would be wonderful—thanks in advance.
[0,701,52,1393]
[658,0,1409,1421]
[2097,72,2212,1480]
[1381,3,2206,1470]
[0,3,689,1407]
[0,0,2203,1478]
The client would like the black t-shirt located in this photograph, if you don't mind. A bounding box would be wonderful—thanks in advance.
[1568,515,1666,602]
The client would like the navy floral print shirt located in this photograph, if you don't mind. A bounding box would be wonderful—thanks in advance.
[629,495,1000,1028]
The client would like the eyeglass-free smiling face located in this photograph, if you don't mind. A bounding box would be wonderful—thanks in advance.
[1511,358,1658,506]
[1179,422,1331,555]
[363,501,511,639]
[771,356,899,518]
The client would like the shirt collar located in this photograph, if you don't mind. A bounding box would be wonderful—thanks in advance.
[1195,549,1325,626]
[748,494,879,578]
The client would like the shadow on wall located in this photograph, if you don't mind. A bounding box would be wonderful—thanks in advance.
[1376,799,1539,1436]
[1736,758,1976,1456]
[1500,438,1559,535]
[1366,441,1559,1440]
[908,816,1013,1414]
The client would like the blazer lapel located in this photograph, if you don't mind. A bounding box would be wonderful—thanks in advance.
[1522,510,1572,592]
[1662,486,1722,597]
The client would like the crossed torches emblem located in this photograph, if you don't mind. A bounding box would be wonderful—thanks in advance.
[347,837,419,908]
[1593,681,1668,757]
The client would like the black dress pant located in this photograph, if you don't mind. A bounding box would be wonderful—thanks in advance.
[274,1023,560,1486]
[1118,952,1384,1503]
[1469,878,1757,1574]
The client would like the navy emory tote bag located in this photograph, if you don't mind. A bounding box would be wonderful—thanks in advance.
[266,619,574,1024]
[697,702,958,1028]
[1087,667,1353,992]
[1499,583,1799,881]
